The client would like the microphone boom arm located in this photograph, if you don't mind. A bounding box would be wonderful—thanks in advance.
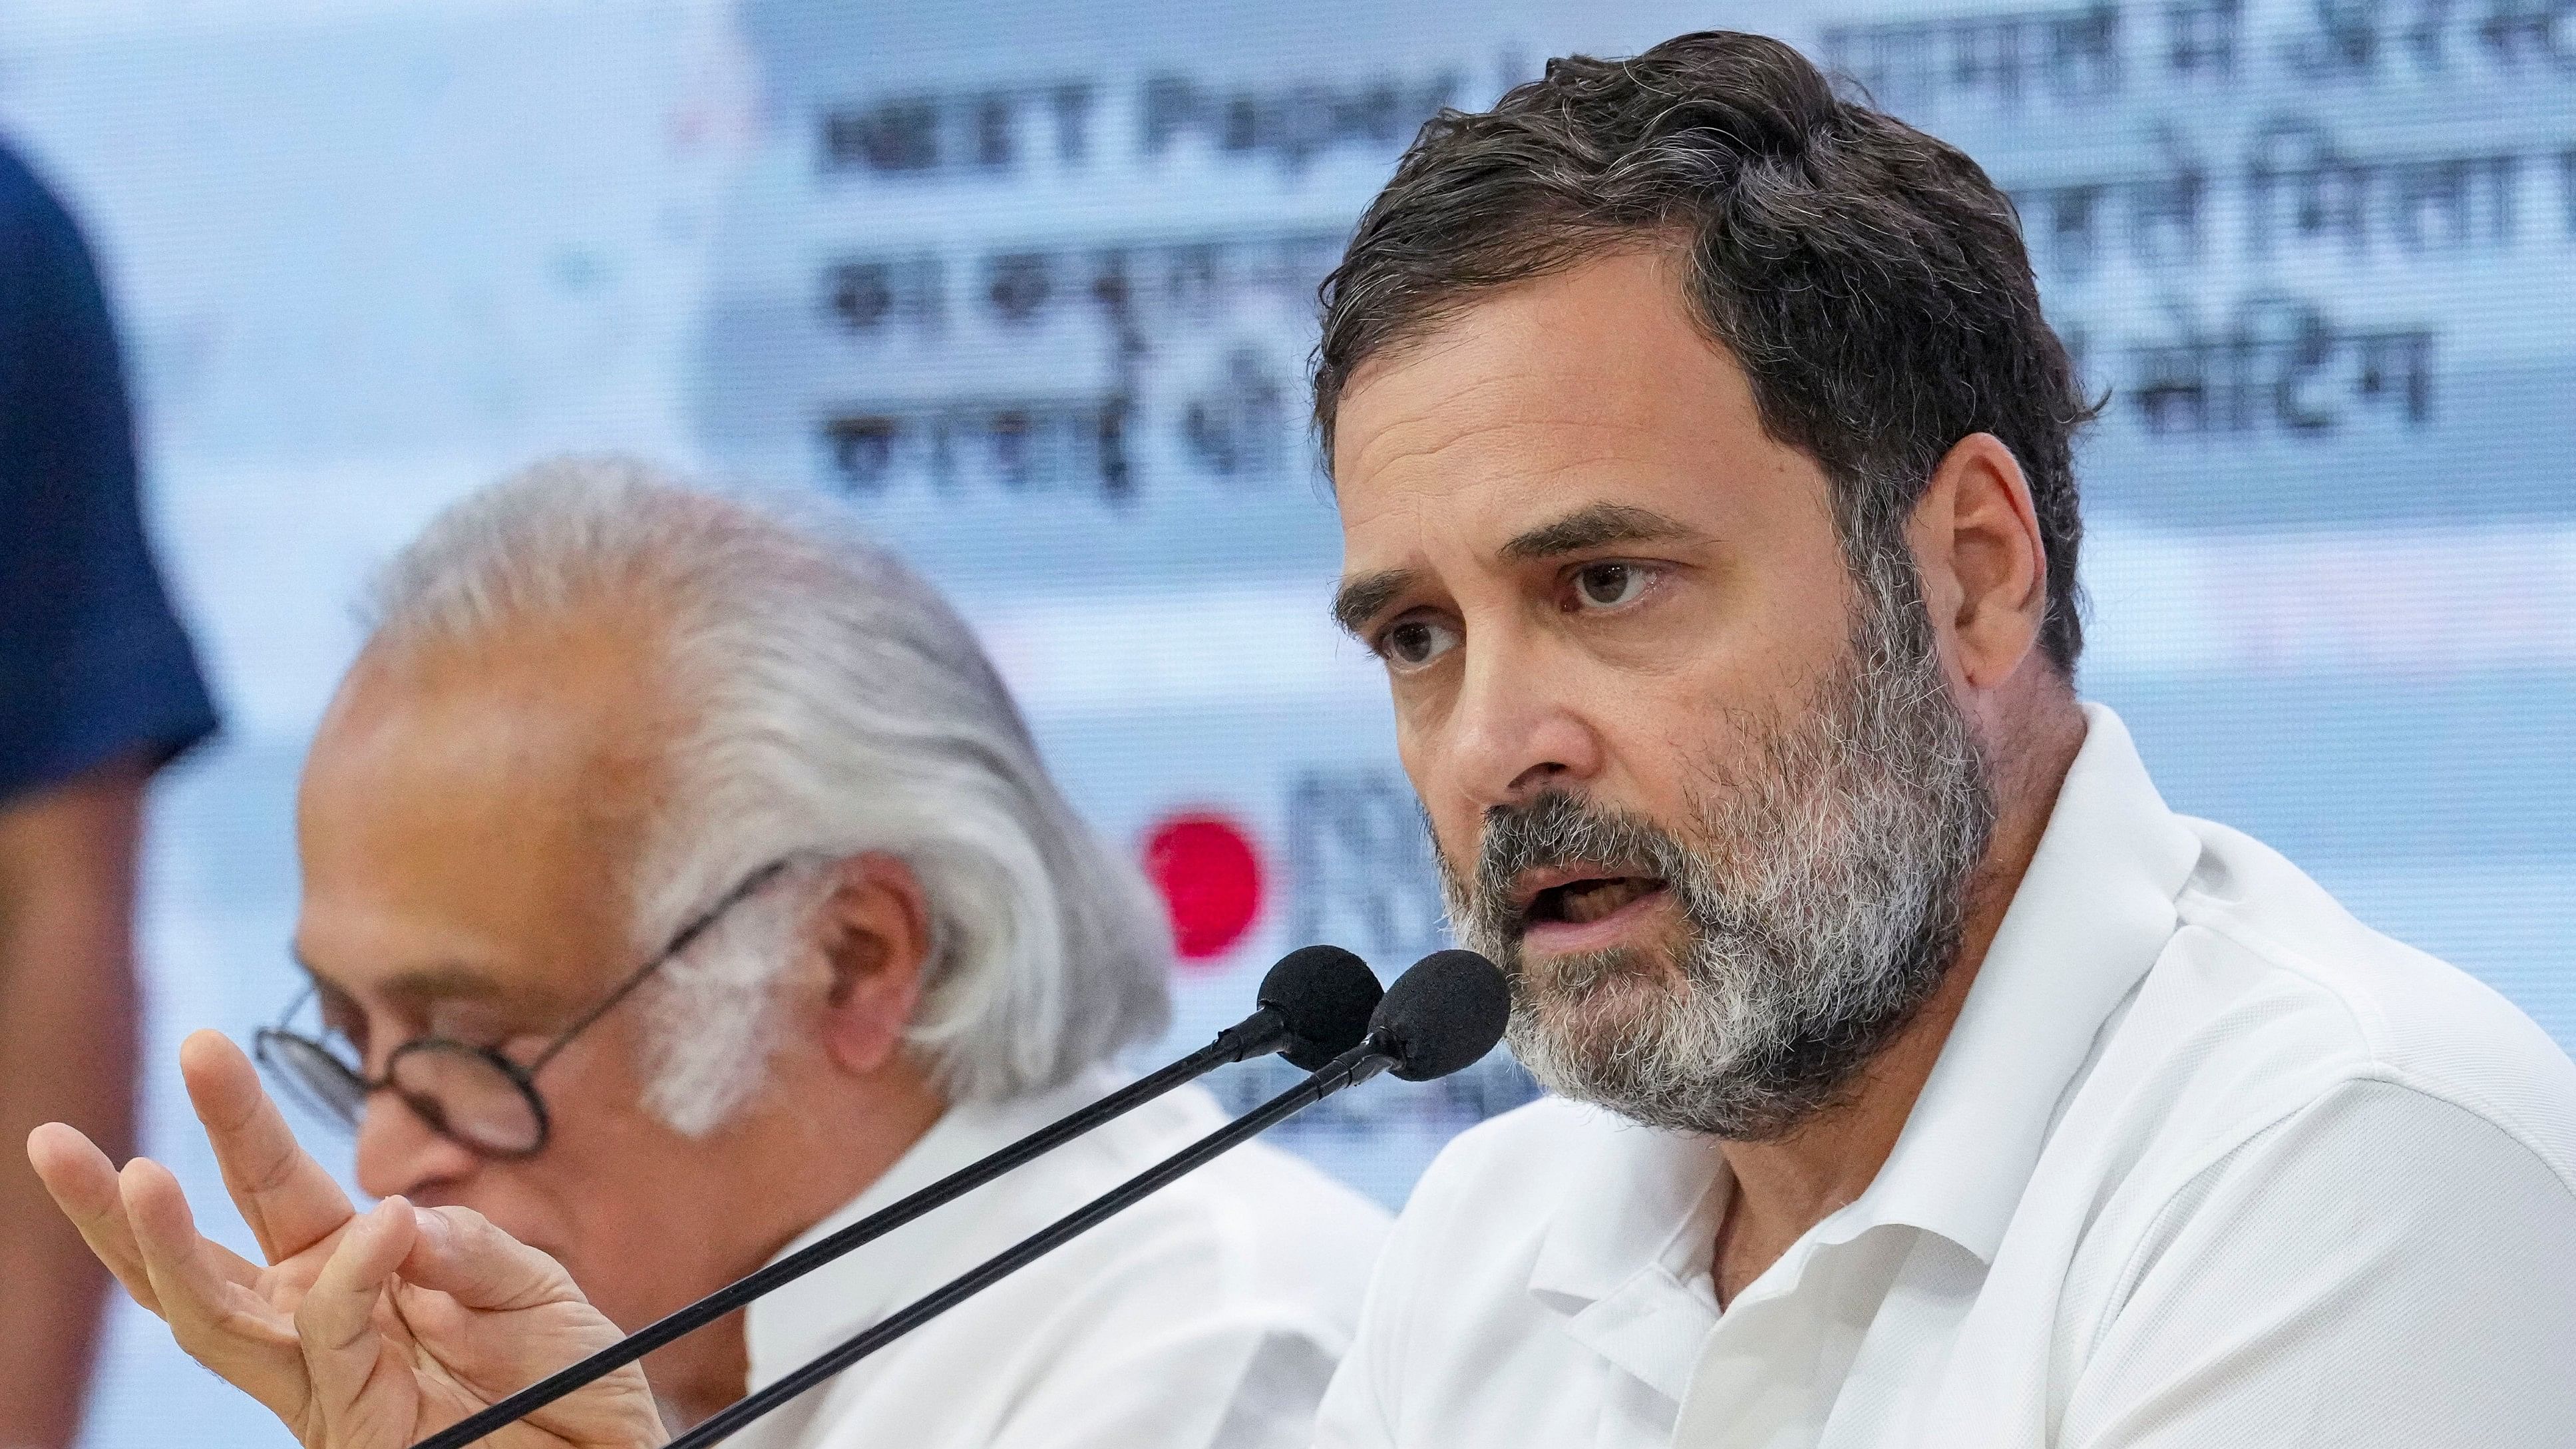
[412,1018,1294,1449]
[662,1038,1398,1449]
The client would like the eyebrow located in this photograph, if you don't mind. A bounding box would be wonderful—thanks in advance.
[380,964,516,1006]
[1500,503,1706,561]
[1332,567,1418,638]
[1332,504,1709,638]
[293,955,517,1014]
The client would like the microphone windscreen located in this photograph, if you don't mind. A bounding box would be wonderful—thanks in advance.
[1259,945,1384,1070]
[1372,949,1511,1082]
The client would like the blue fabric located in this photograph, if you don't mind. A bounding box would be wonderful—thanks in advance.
[0,141,216,805]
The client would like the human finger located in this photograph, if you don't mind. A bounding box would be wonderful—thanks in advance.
[45,1135,270,1308]
[28,1123,160,1313]
[397,1205,591,1314]
[122,1155,308,1419]
[399,1206,662,1446]
[293,1196,421,1442]
[181,1029,358,1264]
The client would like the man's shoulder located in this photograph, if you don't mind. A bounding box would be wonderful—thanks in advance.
[1075,1085,1390,1302]
[2115,815,2576,1185]
[1197,1130,1394,1249]
[0,141,64,241]
[1338,1095,1703,1396]
[1388,1095,1626,1247]
[1415,1093,1618,1184]
[0,140,96,301]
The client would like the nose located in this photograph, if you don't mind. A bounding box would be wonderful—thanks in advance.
[353,1089,482,1204]
[1443,622,1606,809]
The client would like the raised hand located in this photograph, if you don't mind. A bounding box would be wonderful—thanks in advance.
[25,1030,666,1449]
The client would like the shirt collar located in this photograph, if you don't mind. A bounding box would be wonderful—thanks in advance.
[1523,704,2203,1364]
[1828,702,2202,1263]
[743,1067,1125,1388]
[1528,1108,1730,1403]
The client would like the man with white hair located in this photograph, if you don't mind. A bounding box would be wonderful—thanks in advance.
[31,455,1386,1446]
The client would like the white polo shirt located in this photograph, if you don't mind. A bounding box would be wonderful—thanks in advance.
[732,1075,1389,1449]
[1312,705,2576,1448]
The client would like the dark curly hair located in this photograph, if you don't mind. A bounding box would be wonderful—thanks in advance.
[1314,31,2097,672]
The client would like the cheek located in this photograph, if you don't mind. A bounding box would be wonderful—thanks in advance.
[1429,811,1482,888]
[1393,707,1434,793]
[1590,641,1797,807]
[1391,716,1473,865]
[493,1054,683,1254]
[437,1166,576,1271]
[1391,698,1444,800]
[533,1017,665,1128]
[493,1145,676,1320]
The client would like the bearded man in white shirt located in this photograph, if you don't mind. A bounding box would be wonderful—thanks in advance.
[31,28,2576,1449]
[28,457,1385,1447]
[1298,29,2576,1448]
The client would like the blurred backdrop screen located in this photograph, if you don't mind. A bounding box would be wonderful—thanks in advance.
[5,2,2569,1442]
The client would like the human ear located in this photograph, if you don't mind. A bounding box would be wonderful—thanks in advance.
[808,853,936,1078]
[1907,433,2048,691]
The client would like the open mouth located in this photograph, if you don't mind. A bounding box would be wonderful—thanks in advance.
[1525,875,1667,928]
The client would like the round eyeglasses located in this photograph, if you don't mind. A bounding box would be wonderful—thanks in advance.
[255,859,793,1160]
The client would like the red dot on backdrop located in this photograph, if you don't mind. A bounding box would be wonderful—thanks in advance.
[1142,811,1265,967]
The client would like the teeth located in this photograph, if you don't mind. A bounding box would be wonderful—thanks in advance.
[1554,877,1654,925]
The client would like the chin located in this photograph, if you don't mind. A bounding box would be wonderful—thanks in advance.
[1516,934,1688,996]
[1535,968,1677,1035]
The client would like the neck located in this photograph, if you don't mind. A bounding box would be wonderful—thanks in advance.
[1710,692,2086,1305]
[648,1058,950,1424]
[646,1319,753,1431]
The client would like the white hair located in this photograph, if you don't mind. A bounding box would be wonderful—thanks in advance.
[363,455,1173,1132]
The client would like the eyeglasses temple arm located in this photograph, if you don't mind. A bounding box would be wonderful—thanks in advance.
[525,859,794,1075]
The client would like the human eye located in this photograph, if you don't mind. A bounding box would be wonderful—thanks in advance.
[1566,560,1663,612]
[418,994,538,1052]
[315,987,372,1060]
[1372,614,1461,672]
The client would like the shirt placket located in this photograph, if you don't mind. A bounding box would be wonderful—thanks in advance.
[1671,1289,1825,1449]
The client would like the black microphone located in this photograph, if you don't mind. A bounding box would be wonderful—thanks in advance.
[413,944,1382,1449]
[1371,950,1514,1081]
[663,948,1511,1449]
[1249,942,1388,1070]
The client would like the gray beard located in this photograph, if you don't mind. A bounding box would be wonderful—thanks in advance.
[1437,558,1996,1140]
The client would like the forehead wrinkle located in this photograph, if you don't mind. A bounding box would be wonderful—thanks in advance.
[291,940,568,1014]
[1342,412,1710,548]
[1336,351,1613,486]
[1340,302,1718,491]
[1348,404,1667,487]
[1502,503,1707,562]
[1515,419,1728,488]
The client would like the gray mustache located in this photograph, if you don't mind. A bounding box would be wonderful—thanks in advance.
[1469,793,1695,929]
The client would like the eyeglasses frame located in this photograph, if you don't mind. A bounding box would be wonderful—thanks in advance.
[255,857,797,1161]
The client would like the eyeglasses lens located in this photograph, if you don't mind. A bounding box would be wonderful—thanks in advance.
[256,1030,368,1128]
[387,1042,544,1157]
